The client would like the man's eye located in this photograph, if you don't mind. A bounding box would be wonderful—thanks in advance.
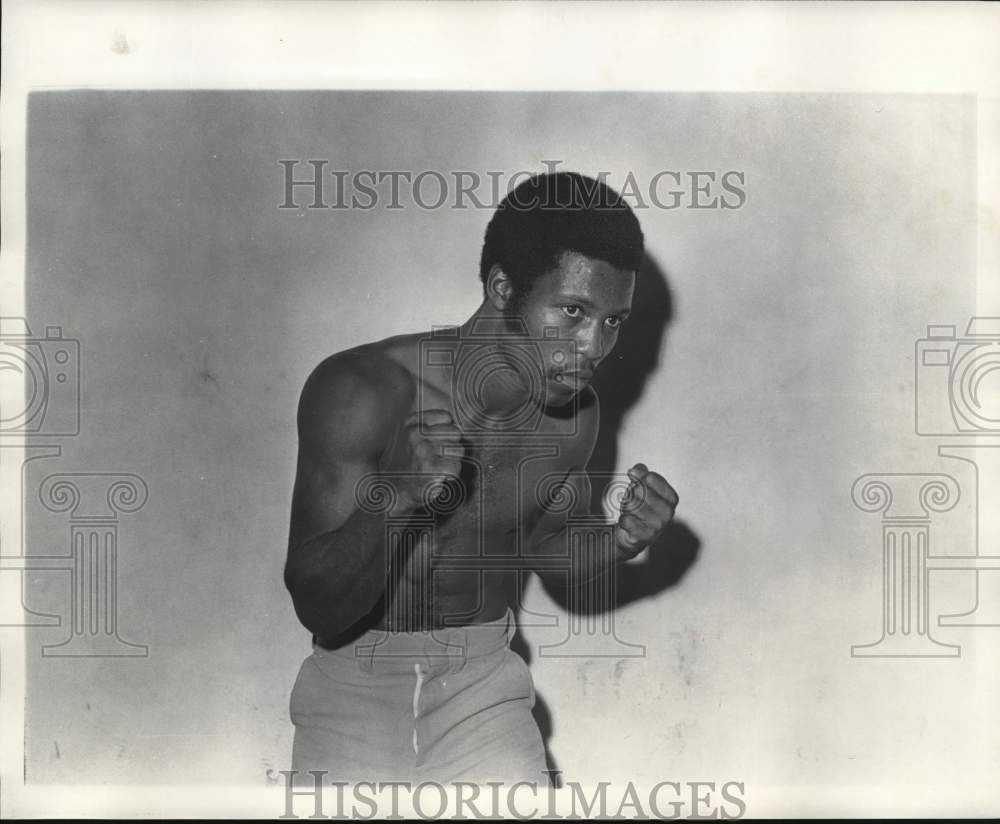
[605,316,622,329]
[561,305,583,319]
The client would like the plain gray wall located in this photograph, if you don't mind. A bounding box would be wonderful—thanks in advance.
[24,91,983,789]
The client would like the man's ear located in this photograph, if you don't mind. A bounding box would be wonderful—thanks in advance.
[484,264,516,311]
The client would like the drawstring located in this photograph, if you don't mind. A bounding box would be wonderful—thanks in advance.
[412,663,426,754]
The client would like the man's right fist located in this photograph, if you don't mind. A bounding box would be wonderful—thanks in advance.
[381,409,466,509]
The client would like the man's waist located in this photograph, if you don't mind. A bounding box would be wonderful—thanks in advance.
[315,605,515,658]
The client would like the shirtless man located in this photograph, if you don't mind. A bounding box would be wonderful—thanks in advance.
[284,171,679,785]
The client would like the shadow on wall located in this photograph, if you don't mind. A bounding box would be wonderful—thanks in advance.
[510,253,702,786]
[585,250,701,607]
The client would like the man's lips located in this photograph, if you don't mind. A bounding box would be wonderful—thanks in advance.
[553,370,594,384]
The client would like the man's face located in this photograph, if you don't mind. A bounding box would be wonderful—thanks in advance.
[507,251,635,404]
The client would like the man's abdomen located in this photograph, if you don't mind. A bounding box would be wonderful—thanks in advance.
[378,556,513,631]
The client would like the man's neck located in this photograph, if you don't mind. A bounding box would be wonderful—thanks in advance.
[451,302,544,427]
[458,301,525,338]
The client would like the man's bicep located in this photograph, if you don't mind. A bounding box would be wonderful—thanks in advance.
[286,358,394,551]
[288,451,376,551]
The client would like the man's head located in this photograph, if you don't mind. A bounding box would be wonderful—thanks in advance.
[478,172,644,401]
[480,172,644,303]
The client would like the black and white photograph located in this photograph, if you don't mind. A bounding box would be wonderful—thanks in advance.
[1,1,998,818]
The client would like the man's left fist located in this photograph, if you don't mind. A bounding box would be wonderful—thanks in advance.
[615,462,679,557]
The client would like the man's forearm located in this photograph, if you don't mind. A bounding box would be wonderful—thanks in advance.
[529,523,640,588]
[285,504,412,637]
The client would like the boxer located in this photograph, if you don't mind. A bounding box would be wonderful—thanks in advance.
[284,171,679,784]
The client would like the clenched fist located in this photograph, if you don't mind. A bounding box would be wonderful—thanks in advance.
[381,409,466,510]
[616,462,679,557]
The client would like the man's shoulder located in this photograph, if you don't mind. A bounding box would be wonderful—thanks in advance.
[303,350,403,403]
[297,336,422,443]
[303,333,425,400]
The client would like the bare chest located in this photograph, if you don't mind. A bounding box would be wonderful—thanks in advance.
[431,441,569,548]
[393,376,586,550]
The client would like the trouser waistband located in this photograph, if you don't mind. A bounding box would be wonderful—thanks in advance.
[313,608,516,673]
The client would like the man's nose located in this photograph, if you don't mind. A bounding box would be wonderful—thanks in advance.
[575,323,605,363]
